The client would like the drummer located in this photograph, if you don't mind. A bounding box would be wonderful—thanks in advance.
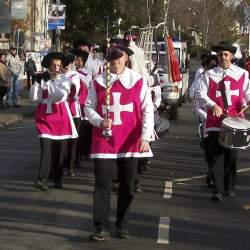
[195,41,250,201]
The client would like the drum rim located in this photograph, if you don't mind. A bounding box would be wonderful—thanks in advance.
[221,124,250,131]
[222,117,250,130]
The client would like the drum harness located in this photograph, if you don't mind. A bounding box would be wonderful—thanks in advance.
[218,70,229,117]
[218,70,250,149]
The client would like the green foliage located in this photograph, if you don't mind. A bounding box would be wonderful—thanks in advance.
[60,0,120,45]
[60,0,244,51]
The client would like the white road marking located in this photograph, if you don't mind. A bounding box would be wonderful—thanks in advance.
[157,217,170,244]
[237,167,250,173]
[174,175,206,183]
[174,167,250,183]
[163,181,172,199]
[158,167,250,245]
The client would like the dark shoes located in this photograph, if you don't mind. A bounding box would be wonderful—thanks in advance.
[34,179,48,191]
[143,160,151,171]
[67,169,76,177]
[211,192,223,202]
[13,104,21,108]
[115,227,130,239]
[111,182,119,193]
[89,229,111,241]
[224,190,236,198]
[89,227,130,241]
[133,185,143,193]
[133,181,143,193]
[54,180,63,189]
[211,190,236,201]
[206,173,214,188]
[206,179,214,188]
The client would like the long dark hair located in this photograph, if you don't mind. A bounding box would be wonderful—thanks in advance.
[0,52,6,64]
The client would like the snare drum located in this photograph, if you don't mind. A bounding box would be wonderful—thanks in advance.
[220,117,250,150]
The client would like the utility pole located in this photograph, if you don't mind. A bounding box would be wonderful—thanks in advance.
[51,0,60,51]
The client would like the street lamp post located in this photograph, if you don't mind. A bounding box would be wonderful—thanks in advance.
[117,18,122,35]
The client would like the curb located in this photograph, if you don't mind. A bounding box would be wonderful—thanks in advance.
[0,113,34,128]
[0,105,35,129]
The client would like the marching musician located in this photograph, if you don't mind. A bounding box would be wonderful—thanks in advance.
[195,41,250,201]
[190,54,218,188]
[73,39,102,76]
[30,52,78,191]
[73,48,93,162]
[85,42,154,241]
[63,53,81,176]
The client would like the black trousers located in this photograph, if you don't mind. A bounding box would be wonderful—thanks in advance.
[0,86,7,107]
[93,158,138,231]
[38,138,67,181]
[26,73,35,89]
[78,120,93,161]
[204,132,237,193]
[65,118,81,171]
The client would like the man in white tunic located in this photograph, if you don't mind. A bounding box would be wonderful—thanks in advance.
[85,44,154,241]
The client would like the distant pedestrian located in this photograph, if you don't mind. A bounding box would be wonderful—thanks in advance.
[24,54,37,89]
[244,56,250,76]
[0,52,11,109]
[6,46,22,107]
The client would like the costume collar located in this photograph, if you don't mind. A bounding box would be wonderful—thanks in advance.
[65,70,78,78]
[78,67,91,75]
[206,64,245,83]
[94,67,142,89]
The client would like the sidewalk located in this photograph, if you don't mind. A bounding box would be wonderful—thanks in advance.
[0,90,36,128]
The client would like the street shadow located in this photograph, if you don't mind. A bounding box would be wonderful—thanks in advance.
[171,218,250,250]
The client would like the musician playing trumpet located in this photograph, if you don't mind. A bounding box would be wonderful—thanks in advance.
[85,42,154,241]
[195,41,250,201]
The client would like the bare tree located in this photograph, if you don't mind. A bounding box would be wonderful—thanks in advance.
[201,0,210,49]
[163,0,170,35]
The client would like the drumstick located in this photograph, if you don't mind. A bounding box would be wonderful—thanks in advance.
[239,105,249,114]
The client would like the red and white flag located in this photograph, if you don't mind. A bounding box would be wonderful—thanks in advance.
[165,36,182,83]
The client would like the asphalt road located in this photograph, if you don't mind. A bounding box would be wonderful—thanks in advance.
[0,101,250,250]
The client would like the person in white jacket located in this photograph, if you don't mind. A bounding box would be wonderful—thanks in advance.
[6,46,22,107]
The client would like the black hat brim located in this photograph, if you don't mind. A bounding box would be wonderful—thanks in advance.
[123,46,134,57]
[73,39,92,50]
[72,49,89,62]
[65,53,75,65]
[105,45,134,62]
[41,52,68,68]
[211,45,237,55]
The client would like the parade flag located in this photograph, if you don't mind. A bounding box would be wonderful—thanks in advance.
[165,36,182,82]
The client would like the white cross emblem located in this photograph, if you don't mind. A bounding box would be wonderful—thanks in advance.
[216,81,239,106]
[42,96,53,114]
[102,92,133,125]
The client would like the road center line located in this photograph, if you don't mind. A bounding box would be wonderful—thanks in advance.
[163,181,172,199]
[237,167,250,173]
[174,167,250,183]
[157,217,170,244]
